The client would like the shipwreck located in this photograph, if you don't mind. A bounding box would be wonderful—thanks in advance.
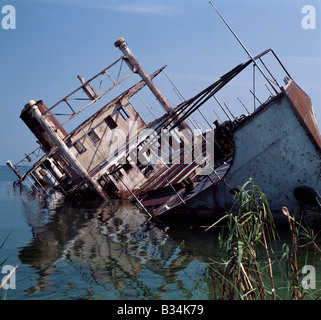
[6,31,321,222]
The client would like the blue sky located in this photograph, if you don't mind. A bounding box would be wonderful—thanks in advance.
[1,0,321,165]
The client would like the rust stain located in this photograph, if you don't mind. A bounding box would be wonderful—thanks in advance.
[285,80,321,149]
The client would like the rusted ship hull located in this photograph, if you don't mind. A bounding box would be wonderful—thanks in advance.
[149,80,321,222]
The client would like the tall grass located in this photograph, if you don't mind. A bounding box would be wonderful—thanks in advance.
[208,179,321,300]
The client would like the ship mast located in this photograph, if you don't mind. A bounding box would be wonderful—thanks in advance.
[209,1,278,95]
[114,37,189,131]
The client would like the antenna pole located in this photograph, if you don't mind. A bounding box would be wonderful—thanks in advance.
[209,1,278,94]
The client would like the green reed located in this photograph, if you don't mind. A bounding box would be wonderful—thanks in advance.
[208,179,321,300]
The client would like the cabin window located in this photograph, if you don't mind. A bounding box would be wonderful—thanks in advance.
[108,164,123,181]
[88,129,100,144]
[142,164,154,177]
[98,173,119,197]
[123,162,132,172]
[74,140,87,154]
[104,115,118,129]
[118,157,131,172]
[118,106,130,121]
[66,138,73,148]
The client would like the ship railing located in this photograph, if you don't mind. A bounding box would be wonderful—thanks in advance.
[10,145,67,195]
[43,56,135,132]
[8,147,48,193]
[180,47,294,127]
[13,146,45,173]
[248,48,292,110]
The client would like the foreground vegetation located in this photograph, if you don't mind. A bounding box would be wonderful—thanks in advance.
[208,179,321,300]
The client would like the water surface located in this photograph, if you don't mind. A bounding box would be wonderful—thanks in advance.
[0,166,220,300]
[1,166,321,300]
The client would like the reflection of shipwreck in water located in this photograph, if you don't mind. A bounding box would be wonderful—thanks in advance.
[19,200,212,298]
[6,31,321,221]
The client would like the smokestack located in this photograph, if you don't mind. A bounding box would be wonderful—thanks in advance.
[20,100,68,151]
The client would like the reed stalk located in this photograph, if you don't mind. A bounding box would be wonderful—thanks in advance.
[208,179,320,300]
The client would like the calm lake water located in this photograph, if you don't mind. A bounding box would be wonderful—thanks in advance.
[1,165,321,300]
[0,166,220,300]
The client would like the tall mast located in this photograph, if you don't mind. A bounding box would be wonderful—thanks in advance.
[114,37,189,130]
[209,1,278,95]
